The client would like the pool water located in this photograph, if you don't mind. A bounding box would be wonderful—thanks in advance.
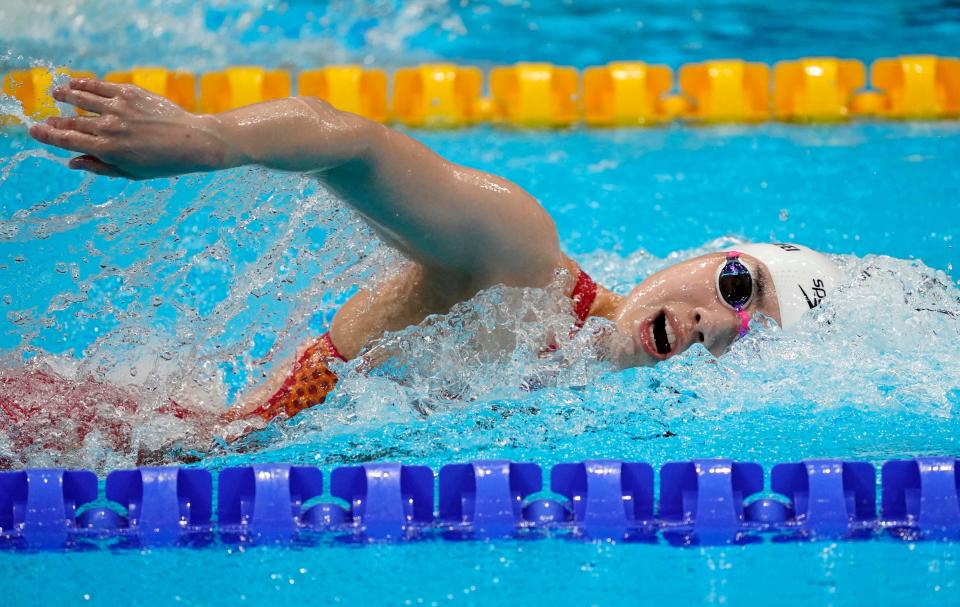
[2,1,960,606]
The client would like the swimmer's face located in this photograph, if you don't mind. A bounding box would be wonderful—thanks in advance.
[610,252,781,366]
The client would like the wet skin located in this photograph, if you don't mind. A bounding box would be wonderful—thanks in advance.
[593,252,782,367]
[29,78,780,377]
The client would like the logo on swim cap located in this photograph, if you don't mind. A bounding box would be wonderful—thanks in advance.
[730,243,842,329]
[772,243,802,252]
[798,278,827,310]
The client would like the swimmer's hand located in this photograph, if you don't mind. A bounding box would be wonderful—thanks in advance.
[28,78,223,179]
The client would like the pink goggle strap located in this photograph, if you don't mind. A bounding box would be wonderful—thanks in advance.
[726,251,750,337]
[735,307,750,337]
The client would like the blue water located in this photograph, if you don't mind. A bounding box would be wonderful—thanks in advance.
[2,1,960,606]
[3,0,960,72]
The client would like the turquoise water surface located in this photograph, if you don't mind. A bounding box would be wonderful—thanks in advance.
[2,1,960,606]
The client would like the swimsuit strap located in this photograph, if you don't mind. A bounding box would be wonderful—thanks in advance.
[320,332,348,362]
[570,269,598,328]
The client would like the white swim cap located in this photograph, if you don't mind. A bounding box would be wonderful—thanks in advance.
[734,243,842,329]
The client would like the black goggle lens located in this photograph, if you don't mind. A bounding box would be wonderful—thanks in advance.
[718,259,753,309]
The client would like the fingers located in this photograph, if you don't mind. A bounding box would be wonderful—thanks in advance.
[51,85,111,114]
[69,78,123,98]
[68,155,128,178]
[28,123,104,155]
[29,123,129,178]
[44,115,102,135]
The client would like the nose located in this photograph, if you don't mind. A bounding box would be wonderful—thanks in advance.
[692,306,742,356]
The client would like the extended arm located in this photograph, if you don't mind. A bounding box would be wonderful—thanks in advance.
[30,79,566,289]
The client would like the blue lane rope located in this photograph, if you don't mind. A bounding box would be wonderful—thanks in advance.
[0,458,957,549]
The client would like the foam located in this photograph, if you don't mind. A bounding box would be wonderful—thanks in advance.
[0,0,462,74]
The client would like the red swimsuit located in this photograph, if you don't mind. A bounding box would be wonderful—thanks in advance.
[570,268,598,328]
[245,270,598,422]
[243,332,347,421]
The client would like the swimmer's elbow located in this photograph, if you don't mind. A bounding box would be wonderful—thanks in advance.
[490,211,564,288]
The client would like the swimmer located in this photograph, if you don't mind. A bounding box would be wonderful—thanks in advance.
[27,78,843,431]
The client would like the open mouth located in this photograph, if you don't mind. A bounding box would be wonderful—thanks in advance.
[651,311,672,355]
[640,309,678,359]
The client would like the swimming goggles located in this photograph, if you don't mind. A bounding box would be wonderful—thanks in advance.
[716,251,753,337]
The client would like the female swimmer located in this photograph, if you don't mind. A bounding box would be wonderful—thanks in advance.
[27,78,842,430]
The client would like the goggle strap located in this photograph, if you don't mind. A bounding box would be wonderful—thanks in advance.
[735,306,750,337]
